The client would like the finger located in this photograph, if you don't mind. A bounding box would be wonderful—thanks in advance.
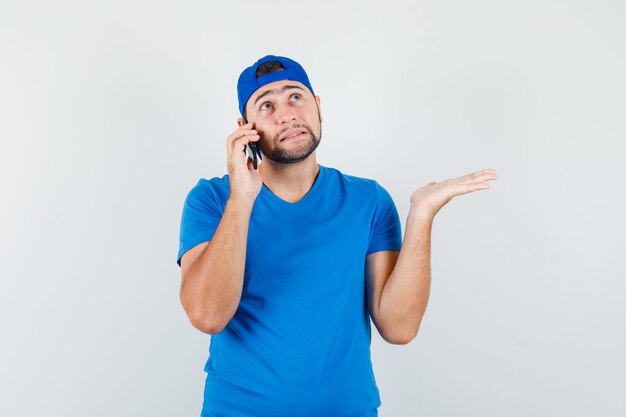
[228,133,260,156]
[228,129,258,147]
[231,140,258,167]
[460,173,497,185]
[233,133,260,145]
[227,124,257,143]
[457,170,497,185]
[440,183,485,201]
[456,182,490,195]
[456,168,497,182]
[232,139,260,163]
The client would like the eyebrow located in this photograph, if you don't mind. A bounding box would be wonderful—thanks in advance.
[253,85,305,107]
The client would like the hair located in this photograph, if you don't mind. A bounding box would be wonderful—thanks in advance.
[256,61,285,78]
[243,61,285,121]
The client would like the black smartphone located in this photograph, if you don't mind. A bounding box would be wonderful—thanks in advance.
[243,116,259,169]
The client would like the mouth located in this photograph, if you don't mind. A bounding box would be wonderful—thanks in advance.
[280,130,308,142]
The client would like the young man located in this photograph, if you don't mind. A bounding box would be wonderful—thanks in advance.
[177,55,497,416]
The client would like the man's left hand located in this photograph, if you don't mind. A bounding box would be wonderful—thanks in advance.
[409,168,498,218]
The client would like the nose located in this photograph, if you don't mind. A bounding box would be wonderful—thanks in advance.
[275,105,297,124]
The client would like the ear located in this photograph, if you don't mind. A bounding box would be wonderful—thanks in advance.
[237,117,245,127]
[315,96,323,123]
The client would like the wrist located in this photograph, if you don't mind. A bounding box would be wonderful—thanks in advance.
[408,205,435,223]
[227,194,256,210]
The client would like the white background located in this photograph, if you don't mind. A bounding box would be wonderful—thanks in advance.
[1,1,625,416]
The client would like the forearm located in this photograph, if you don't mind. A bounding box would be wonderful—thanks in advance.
[379,208,433,341]
[180,196,254,334]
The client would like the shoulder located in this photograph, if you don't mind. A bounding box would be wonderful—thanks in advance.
[322,165,388,196]
[321,166,398,219]
[322,165,376,188]
[184,174,231,209]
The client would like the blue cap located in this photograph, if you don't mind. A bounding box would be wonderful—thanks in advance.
[237,55,315,117]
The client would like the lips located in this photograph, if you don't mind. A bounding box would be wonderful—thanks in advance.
[280,129,308,142]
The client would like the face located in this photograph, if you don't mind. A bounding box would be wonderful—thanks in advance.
[243,79,323,164]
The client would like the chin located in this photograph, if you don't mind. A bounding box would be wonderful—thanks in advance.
[265,138,321,164]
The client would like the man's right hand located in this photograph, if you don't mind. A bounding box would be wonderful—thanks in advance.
[227,122,262,203]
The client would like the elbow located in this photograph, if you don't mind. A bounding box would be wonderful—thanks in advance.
[180,292,227,335]
[182,299,228,335]
[188,311,226,335]
[385,330,418,345]
[374,305,426,345]
[380,322,420,345]
[198,323,225,335]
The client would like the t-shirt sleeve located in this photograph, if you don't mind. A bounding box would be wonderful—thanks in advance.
[367,181,403,255]
[176,181,223,267]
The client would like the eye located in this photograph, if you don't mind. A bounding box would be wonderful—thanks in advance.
[289,93,302,101]
[259,102,272,111]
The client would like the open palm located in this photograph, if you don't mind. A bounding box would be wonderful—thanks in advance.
[410,168,497,217]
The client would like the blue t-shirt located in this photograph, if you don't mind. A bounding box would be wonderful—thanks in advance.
[177,165,402,417]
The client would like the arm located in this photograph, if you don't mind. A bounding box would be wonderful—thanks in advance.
[179,120,261,335]
[180,196,254,334]
[366,211,432,344]
[366,168,497,344]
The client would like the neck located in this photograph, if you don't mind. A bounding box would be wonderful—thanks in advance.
[258,154,320,203]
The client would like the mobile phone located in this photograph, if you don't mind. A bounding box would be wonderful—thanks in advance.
[243,116,260,169]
